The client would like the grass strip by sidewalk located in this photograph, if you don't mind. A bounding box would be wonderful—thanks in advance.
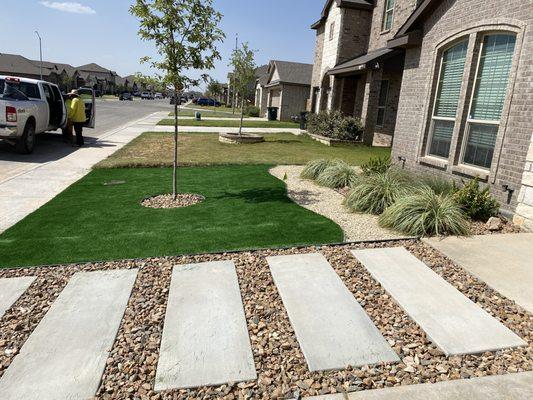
[96,132,391,169]
[0,165,343,268]
[158,119,297,128]
[169,110,248,118]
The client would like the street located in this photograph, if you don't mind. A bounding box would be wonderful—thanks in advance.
[0,98,172,182]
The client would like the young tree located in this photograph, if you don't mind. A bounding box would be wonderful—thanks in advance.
[206,79,223,102]
[229,43,256,136]
[130,0,224,199]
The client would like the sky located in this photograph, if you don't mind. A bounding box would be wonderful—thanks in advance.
[1,0,325,90]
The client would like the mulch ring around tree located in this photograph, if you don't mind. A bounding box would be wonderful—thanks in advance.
[141,193,205,209]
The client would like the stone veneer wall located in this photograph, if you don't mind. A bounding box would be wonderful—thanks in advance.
[515,139,533,231]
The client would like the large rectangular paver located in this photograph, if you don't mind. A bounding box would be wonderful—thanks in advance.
[155,261,256,391]
[305,371,533,400]
[0,277,36,319]
[352,247,526,355]
[267,253,399,372]
[424,234,533,313]
[0,269,138,400]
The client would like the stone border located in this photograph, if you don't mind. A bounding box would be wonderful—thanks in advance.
[218,132,265,144]
[306,132,362,147]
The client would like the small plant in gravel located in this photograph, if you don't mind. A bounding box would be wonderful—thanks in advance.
[453,177,500,221]
[361,156,391,175]
[379,186,470,236]
[316,163,358,189]
[300,159,346,180]
[345,169,409,214]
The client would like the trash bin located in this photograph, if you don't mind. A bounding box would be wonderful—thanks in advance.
[267,107,279,121]
[195,111,201,121]
[299,111,309,130]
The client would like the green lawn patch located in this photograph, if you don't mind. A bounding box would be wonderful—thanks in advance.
[185,104,241,113]
[0,165,343,268]
[158,119,297,128]
[96,132,391,169]
[169,109,247,118]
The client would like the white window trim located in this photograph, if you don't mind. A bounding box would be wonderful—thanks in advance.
[381,0,395,32]
[376,80,389,128]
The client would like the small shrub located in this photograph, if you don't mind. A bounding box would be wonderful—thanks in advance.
[419,175,455,195]
[246,105,260,117]
[453,178,500,221]
[344,169,409,214]
[307,110,363,141]
[300,159,346,180]
[316,163,358,189]
[361,156,391,175]
[379,186,470,236]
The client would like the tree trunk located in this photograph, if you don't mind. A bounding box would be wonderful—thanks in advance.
[173,85,179,200]
[239,96,245,137]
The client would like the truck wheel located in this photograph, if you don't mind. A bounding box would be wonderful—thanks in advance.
[15,122,36,154]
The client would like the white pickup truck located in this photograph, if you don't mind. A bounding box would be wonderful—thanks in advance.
[0,76,95,154]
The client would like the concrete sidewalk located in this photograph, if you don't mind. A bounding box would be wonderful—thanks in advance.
[0,112,161,233]
[305,372,533,400]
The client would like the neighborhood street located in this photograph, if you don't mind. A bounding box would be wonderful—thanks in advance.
[0,99,173,182]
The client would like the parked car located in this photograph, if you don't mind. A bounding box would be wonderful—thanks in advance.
[133,91,141,97]
[141,91,153,100]
[0,76,95,153]
[119,92,133,101]
[154,92,163,99]
[197,97,221,107]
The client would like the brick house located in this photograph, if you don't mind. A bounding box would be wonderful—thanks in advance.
[309,0,533,229]
[264,60,313,121]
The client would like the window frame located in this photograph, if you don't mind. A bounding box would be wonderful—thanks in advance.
[329,21,335,41]
[381,0,395,32]
[376,79,389,128]
[458,32,517,170]
[425,38,469,160]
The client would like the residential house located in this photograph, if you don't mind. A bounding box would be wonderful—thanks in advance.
[74,63,118,94]
[265,60,313,121]
[309,0,533,228]
[254,64,269,116]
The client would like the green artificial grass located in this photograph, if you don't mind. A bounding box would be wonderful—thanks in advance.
[158,119,298,128]
[96,132,391,169]
[0,165,343,268]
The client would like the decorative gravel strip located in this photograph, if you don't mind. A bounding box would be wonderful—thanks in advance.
[0,241,531,399]
[270,165,403,241]
[141,193,205,209]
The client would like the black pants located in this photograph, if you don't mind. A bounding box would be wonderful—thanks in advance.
[73,122,84,146]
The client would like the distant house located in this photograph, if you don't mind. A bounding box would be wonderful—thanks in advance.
[253,65,269,116]
[264,60,313,121]
[74,63,118,94]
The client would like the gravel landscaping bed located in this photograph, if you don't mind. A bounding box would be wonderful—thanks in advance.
[270,165,404,241]
[141,193,205,209]
[0,240,531,399]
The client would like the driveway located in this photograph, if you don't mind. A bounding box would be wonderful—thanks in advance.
[0,98,173,182]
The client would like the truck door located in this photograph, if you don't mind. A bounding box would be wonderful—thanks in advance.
[77,88,95,128]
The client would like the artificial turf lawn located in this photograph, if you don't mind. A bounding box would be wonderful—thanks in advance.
[0,165,343,268]
[96,132,391,168]
[158,118,298,128]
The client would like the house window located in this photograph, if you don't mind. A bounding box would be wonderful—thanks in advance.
[427,40,468,158]
[376,80,389,127]
[382,0,395,31]
[329,21,335,40]
[462,33,516,169]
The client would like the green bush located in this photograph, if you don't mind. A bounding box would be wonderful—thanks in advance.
[307,110,363,141]
[419,175,455,196]
[344,169,409,215]
[379,186,470,236]
[300,159,346,180]
[361,156,391,175]
[453,178,500,221]
[246,105,260,117]
[316,163,358,189]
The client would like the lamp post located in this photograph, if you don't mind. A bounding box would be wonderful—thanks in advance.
[232,33,238,114]
[34,31,43,80]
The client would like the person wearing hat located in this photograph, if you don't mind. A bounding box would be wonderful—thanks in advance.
[67,89,87,147]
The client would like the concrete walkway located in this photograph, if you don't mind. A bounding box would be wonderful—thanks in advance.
[0,112,162,233]
[424,234,533,313]
[305,372,533,399]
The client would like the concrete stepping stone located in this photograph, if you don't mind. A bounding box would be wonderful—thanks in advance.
[0,269,138,400]
[352,247,526,356]
[267,253,399,372]
[155,260,256,391]
[0,277,36,319]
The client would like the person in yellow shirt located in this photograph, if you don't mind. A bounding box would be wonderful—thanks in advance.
[67,90,87,147]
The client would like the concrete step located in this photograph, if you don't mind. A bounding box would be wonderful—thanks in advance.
[267,253,399,372]
[304,371,533,399]
[352,247,526,355]
[0,269,138,400]
[155,261,256,391]
[0,277,36,319]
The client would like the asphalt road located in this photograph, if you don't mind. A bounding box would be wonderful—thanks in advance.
[0,98,173,182]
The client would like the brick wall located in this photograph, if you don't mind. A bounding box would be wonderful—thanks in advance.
[391,0,533,217]
[367,0,418,51]
[279,84,310,121]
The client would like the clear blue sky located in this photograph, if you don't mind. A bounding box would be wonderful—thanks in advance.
[1,0,324,89]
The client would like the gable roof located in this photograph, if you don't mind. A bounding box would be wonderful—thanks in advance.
[76,63,112,74]
[0,53,43,76]
[255,64,269,86]
[267,60,313,87]
[311,0,373,29]
[395,0,437,37]
[30,60,76,76]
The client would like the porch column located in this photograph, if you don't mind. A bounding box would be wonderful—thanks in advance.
[360,69,383,146]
